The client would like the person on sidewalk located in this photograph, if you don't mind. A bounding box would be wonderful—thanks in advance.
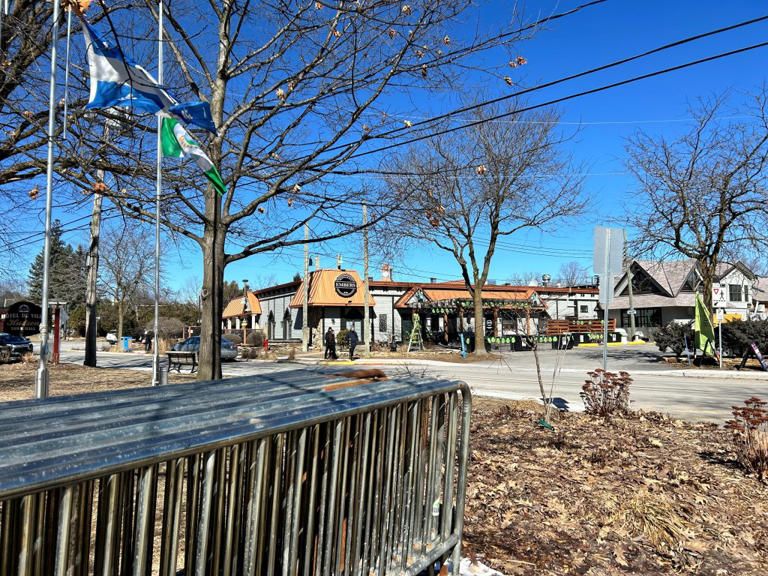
[324,327,337,359]
[347,327,358,360]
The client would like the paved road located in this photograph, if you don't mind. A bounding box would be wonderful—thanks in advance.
[58,343,768,423]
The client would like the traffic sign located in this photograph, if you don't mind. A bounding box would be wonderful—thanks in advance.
[712,285,727,308]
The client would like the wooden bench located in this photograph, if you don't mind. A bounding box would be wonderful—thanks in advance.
[166,350,197,373]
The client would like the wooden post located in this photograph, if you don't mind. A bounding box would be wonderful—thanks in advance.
[526,307,531,336]
[493,307,498,337]
[84,170,104,367]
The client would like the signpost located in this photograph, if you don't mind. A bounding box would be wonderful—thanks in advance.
[593,226,624,372]
[713,284,726,369]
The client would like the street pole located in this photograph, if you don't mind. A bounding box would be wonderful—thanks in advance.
[152,0,163,386]
[35,0,61,398]
[718,307,723,369]
[624,231,636,341]
[363,203,370,357]
[84,125,107,367]
[602,228,611,373]
[302,224,309,352]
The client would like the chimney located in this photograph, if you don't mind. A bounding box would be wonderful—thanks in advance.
[542,274,551,287]
[380,264,392,281]
[430,277,437,283]
[336,254,343,270]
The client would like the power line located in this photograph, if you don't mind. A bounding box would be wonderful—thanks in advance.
[346,38,768,160]
[311,13,768,161]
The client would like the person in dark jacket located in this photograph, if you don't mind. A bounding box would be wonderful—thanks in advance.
[347,327,359,360]
[324,327,337,359]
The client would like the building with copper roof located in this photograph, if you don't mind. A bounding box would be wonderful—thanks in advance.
[222,265,600,348]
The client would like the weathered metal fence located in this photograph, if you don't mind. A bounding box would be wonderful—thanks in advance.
[0,369,471,575]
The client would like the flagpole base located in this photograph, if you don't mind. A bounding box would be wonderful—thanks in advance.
[35,360,49,399]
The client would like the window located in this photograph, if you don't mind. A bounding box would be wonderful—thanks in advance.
[378,313,388,333]
[282,310,291,339]
[579,305,589,314]
[621,308,661,328]
[729,284,742,302]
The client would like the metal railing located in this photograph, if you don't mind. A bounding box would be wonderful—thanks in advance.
[0,369,471,575]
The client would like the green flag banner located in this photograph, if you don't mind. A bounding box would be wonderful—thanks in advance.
[161,117,227,196]
[694,292,717,357]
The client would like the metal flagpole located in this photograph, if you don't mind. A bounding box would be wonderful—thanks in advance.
[35,0,61,398]
[152,0,163,386]
[62,2,73,139]
[302,224,309,352]
[363,203,370,357]
[0,0,9,54]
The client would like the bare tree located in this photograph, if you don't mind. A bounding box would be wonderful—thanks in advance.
[625,90,768,310]
[98,223,155,344]
[45,0,532,379]
[556,261,588,286]
[389,104,585,356]
[507,271,543,286]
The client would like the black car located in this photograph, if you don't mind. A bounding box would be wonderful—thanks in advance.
[0,333,34,358]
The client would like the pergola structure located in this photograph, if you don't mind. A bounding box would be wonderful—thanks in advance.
[397,284,546,338]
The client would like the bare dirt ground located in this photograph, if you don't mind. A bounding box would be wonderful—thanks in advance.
[2,363,765,575]
[464,399,768,575]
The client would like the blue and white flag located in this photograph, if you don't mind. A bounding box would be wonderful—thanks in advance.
[82,22,216,134]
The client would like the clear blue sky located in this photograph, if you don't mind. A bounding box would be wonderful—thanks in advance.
[9,0,768,292]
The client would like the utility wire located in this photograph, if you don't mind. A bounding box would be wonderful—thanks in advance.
[347,38,768,160]
[317,13,768,159]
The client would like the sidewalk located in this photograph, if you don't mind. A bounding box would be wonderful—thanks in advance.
[290,354,768,380]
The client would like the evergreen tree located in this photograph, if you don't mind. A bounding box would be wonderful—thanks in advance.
[28,221,87,309]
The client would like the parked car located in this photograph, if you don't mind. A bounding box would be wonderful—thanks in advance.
[105,330,117,345]
[0,333,34,358]
[171,336,238,360]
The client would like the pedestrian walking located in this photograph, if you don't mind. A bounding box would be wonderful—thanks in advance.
[144,330,152,353]
[325,327,337,359]
[347,326,358,360]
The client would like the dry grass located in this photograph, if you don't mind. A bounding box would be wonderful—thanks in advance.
[0,362,196,403]
[612,492,692,550]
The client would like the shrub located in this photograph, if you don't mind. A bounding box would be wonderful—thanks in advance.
[725,397,768,482]
[241,346,260,359]
[227,333,243,346]
[145,317,184,339]
[336,329,348,349]
[654,321,694,359]
[720,320,768,358]
[581,369,632,417]
[246,330,264,347]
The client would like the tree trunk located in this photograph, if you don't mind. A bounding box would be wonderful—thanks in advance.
[700,260,717,312]
[472,286,487,357]
[198,219,225,381]
[530,338,552,423]
[83,191,103,367]
[117,300,124,347]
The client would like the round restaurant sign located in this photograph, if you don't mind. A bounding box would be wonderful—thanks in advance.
[334,273,357,298]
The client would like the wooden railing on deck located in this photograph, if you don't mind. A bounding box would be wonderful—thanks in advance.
[545,319,616,335]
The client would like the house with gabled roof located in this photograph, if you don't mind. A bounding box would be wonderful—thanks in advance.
[607,259,757,337]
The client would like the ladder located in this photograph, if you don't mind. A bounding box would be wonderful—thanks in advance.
[407,314,424,352]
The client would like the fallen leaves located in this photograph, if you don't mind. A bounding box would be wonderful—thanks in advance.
[463,398,768,575]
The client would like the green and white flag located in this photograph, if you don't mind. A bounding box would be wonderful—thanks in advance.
[161,117,227,196]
